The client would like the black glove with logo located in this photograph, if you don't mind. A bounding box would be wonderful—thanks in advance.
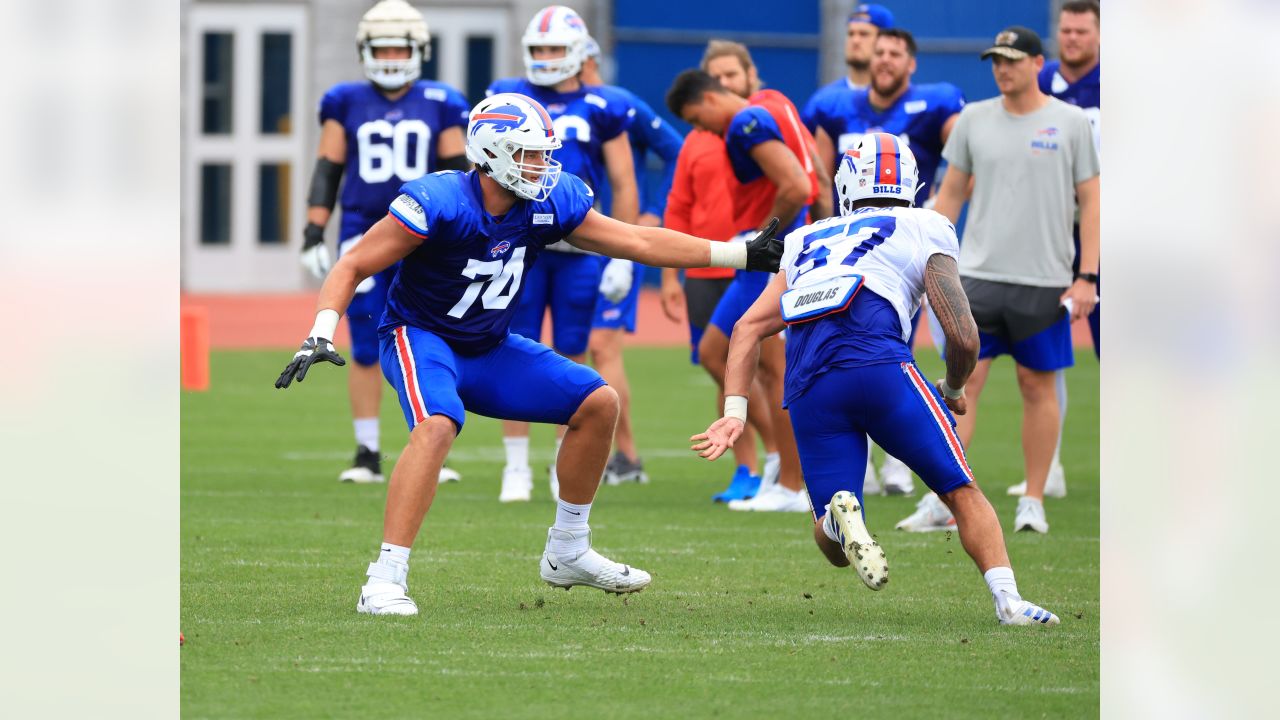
[744,217,783,272]
[275,337,346,389]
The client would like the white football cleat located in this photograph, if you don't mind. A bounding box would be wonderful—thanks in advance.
[999,597,1060,626]
[1007,462,1067,498]
[761,453,781,490]
[863,456,882,495]
[728,483,810,512]
[880,455,914,496]
[438,465,461,483]
[548,464,560,501]
[541,528,651,594]
[894,492,957,532]
[499,466,532,503]
[1014,496,1049,533]
[357,562,418,616]
[827,491,888,590]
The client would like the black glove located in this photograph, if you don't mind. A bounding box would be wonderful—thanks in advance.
[744,217,783,272]
[275,337,346,389]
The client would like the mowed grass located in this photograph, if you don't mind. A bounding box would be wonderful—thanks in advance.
[182,347,1098,718]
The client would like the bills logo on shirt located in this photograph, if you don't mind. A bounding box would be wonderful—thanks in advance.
[489,240,512,257]
[1031,127,1060,154]
[533,213,554,225]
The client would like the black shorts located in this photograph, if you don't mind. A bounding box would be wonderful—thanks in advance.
[685,277,734,331]
[961,276,1073,371]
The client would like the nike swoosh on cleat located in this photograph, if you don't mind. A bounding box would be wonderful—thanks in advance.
[621,566,630,576]
[546,558,558,571]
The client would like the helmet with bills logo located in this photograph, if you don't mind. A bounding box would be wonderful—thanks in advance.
[465,93,563,201]
[356,0,430,90]
[522,5,591,86]
[835,132,921,214]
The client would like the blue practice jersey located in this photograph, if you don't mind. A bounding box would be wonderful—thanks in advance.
[801,76,865,132]
[1039,60,1100,155]
[725,97,815,238]
[808,82,965,196]
[593,86,683,219]
[381,170,596,354]
[486,78,633,200]
[320,81,469,240]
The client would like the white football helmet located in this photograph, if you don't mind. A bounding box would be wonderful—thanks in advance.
[522,5,591,86]
[465,93,563,201]
[834,132,922,215]
[356,0,430,90]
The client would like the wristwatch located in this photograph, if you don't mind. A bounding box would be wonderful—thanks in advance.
[1075,272,1099,284]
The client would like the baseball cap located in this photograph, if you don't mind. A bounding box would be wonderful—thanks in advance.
[980,25,1043,60]
[848,4,894,30]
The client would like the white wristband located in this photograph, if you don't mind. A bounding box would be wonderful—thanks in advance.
[309,309,340,340]
[723,395,748,423]
[709,242,747,269]
[940,379,965,400]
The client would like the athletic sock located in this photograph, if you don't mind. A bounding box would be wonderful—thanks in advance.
[354,417,380,453]
[550,499,592,559]
[821,509,842,543]
[984,566,1021,617]
[503,436,530,471]
[378,542,411,566]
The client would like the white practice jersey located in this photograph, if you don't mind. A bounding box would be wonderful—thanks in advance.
[780,205,960,342]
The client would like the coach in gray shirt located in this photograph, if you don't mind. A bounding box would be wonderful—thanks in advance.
[921,26,1099,535]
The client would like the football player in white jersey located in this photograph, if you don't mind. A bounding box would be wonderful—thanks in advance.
[690,134,1060,625]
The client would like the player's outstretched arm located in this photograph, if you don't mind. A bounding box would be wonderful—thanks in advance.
[923,253,979,414]
[567,210,783,273]
[276,215,423,389]
[931,165,970,225]
[691,273,787,460]
[301,120,347,280]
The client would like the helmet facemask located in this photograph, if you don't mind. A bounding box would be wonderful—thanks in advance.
[361,37,424,90]
[465,94,563,202]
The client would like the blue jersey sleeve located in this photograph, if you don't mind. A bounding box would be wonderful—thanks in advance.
[548,172,595,238]
[936,83,966,119]
[486,77,525,97]
[588,87,634,144]
[319,84,349,125]
[628,96,684,218]
[440,84,470,130]
[1038,61,1059,95]
[388,174,452,238]
[727,106,783,154]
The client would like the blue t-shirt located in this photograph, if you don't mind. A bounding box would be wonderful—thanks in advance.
[319,81,469,240]
[381,170,595,354]
[725,105,809,237]
[808,82,965,196]
[593,86,683,219]
[486,78,633,199]
[801,77,864,132]
[1039,60,1100,154]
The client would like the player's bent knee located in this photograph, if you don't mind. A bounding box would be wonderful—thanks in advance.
[1015,367,1057,403]
[570,385,619,428]
[409,414,459,447]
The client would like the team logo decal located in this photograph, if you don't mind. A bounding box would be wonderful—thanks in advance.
[489,240,512,257]
[470,104,526,137]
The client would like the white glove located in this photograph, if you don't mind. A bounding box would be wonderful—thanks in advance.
[301,223,333,280]
[598,259,634,303]
[300,244,332,280]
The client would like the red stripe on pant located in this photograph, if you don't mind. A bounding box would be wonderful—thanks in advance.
[903,363,973,481]
[395,326,428,426]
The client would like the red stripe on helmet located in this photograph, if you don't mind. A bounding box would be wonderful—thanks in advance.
[876,133,898,186]
[537,7,555,32]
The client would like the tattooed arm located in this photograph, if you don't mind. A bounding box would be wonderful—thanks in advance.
[923,253,979,414]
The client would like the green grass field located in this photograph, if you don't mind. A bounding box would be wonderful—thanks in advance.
[182,348,1098,718]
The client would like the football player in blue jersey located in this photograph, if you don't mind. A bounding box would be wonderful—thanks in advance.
[486,6,641,503]
[807,27,966,496]
[691,134,1060,626]
[800,4,894,132]
[580,37,685,486]
[299,0,470,485]
[1006,0,1101,501]
[275,93,784,616]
